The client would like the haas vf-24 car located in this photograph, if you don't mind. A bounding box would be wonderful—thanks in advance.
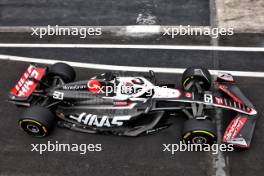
[9,63,258,148]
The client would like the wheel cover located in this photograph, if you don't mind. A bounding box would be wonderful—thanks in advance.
[182,130,216,145]
[192,136,207,144]
[26,124,40,133]
[19,119,48,137]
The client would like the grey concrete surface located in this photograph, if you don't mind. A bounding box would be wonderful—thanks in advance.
[216,0,264,33]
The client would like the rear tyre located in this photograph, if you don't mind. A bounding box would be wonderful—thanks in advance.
[48,62,76,83]
[18,106,55,137]
[182,67,211,91]
[181,119,217,145]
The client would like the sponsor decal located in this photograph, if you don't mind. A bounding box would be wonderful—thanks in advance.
[226,138,247,147]
[69,113,131,127]
[53,91,64,100]
[146,126,169,134]
[87,80,102,93]
[246,107,252,113]
[204,93,213,104]
[10,65,46,97]
[114,101,128,106]
[63,84,87,90]
[215,97,224,104]
[154,88,181,98]
[223,116,247,142]
[185,92,192,98]
[217,72,234,82]
[172,89,181,98]
[218,84,242,103]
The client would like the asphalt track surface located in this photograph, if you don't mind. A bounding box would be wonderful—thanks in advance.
[1,31,264,47]
[0,0,209,26]
[0,47,263,72]
[0,48,264,176]
[1,1,264,176]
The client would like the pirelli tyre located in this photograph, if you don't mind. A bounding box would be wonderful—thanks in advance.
[181,119,217,145]
[48,62,76,83]
[182,67,211,91]
[18,106,55,137]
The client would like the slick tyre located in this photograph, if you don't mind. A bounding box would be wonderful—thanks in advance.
[182,67,211,91]
[182,119,217,145]
[18,106,55,137]
[48,62,76,83]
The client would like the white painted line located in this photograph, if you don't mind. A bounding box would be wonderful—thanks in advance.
[126,25,160,33]
[0,25,209,33]
[0,54,264,78]
[0,43,263,52]
[214,108,229,176]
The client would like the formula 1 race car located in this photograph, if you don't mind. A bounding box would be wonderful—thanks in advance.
[9,63,258,148]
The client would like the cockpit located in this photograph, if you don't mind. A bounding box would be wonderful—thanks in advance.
[114,77,154,99]
[88,72,155,99]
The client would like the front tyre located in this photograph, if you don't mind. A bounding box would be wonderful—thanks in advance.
[182,67,211,91]
[181,119,217,145]
[18,106,55,137]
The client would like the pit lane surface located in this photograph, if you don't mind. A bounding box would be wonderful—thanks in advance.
[0,47,263,72]
[0,0,209,26]
[0,49,264,176]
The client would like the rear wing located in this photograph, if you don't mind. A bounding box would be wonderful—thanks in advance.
[9,64,46,100]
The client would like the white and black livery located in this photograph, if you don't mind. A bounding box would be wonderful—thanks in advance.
[9,63,258,148]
